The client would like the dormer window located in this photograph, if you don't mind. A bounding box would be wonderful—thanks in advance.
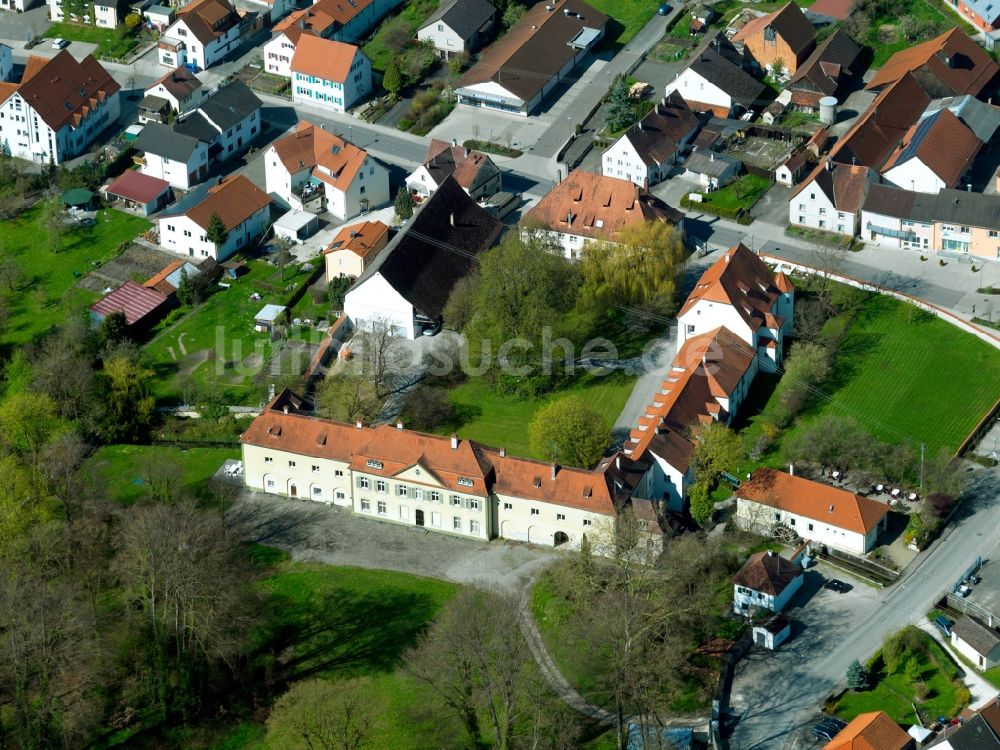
[367,459,383,469]
[457,477,474,487]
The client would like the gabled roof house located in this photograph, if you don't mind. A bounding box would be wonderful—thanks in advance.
[787,28,864,108]
[407,138,502,200]
[344,177,502,338]
[666,32,771,118]
[732,2,816,76]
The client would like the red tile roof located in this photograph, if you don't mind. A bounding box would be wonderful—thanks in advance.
[423,139,497,190]
[185,175,271,232]
[147,66,202,101]
[732,2,815,58]
[678,243,787,333]
[323,220,390,261]
[738,469,889,535]
[525,169,684,240]
[807,0,853,19]
[289,35,362,82]
[733,550,801,595]
[823,711,910,750]
[792,162,872,213]
[105,170,170,205]
[269,121,369,192]
[91,280,169,326]
[16,51,119,132]
[882,107,981,188]
[866,27,1000,97]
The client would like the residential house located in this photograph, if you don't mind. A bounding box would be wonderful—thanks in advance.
[683,150,742,190]
[665,33,771,118]
[0,45,10,82]
[861,183,1000,260]
[344,177,501,338]
[623,325,760,510]
[830,74,930,169]
[263,0,404,77]
[417,0,497,59]
[752,613,792,650]
[789,161,875,236]
[523,169,684,259]
[0,51,120,165]
[882,108,981,193]
[134,123,210,190]
[254,304,286,332]
[290,36,372,113]
[926,698,1000,748]
[264,121,390,220]
[951,614,1000,670]
[49,0,123,24]
[601,92,701,188]
[866,27,1000,99]
[157,175,272,260]
[240,389,653,549]
[90,280,171,332]
[142,4,175,29]
[455,0,607,116]
[735,468,890,555]
[733,549,804,614]
[805,126,830,157]
[323,220,390,280]
[234,0,295,23]
[919,93,1000,143]
[158,0,243,70]
[406,138,502,199]
[0,0,38,12]
[823,711,913,750]
[953,0,1000,33]
[144,66,206,117]
[174,79,262,163]
[775,150,809,186]
[137,95,171,124]
[103,170,172,215]
[689,4,715,33]
[786,28,864,110]
[676,243,795,371]
[143,259,202,296]
[732,2,816,77]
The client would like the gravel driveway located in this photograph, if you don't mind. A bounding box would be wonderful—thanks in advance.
[230,489,560,590]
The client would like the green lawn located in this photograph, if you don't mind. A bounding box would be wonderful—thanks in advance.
[43,21,141,59]
[362,0,439,72]
[83,445,239,504]
[699,174,772,213]
[782,293,1000,456]
[0,206,151,345]
[143,259,324,405]
[439,370,636,460]
[587,0,658,45]
[254,563,464,749]
[831,632,968,724]
[864,0,975,67]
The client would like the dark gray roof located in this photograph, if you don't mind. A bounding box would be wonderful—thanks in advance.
[923,94,1000,143]
[158,177,220,219]
[352,177,501,320]
[689,34,770,107]
[861,183,917,219]
[953,614,1000,657]
[789,28,863,97]
[195,79,260,131]
[928,714,1000,750]
[134,122,201,161]
[138,94,170,112]
[174,110,219,143]
[685,150,741,177]
[422,0,496,40]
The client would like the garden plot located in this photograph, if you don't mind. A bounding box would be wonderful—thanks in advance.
[76,245,180,293]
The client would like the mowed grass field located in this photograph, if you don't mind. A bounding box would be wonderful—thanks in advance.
[83,445,239,504]
[440,370,636,459]
[0,206,151,345]
[786,293,1000,456]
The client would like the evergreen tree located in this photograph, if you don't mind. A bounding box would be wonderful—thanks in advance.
[394,187,414,221]
[846,659,869,690]
[205,212,229,246]
[604,77,633,133]
[383,61,403,97]
[175,267,194,307]
[689,483,713,527]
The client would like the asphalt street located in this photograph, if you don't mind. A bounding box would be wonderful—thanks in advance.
[729,467,1000,749]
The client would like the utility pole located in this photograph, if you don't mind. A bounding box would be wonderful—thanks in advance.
[919,442,926,494]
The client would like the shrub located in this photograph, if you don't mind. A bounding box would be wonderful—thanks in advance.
[397,117,414,131]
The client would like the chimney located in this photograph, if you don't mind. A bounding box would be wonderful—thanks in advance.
[710,152,714,162]
[638,120,643,131]
[451,434,458,449]
[767,549,774,557]
[396,420,404,430]
[283,405,289,415]
[500,447,506,457]
[724,251,730,264]
[545,3,553,10]
[967,183,972,192]
[451,138,457,148]
[450,212,455,227]
[356,420,363,429]
[551,463,558,480]
[828,504,834,513]
[702,354,707,365]
[944,55,952,68]
[789,462,794,476]
[616,455,621,469]
[564,6,571,14]
[825,158,833,172]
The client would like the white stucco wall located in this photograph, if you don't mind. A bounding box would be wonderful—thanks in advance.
[883,159,947,195]
[344,273,416,338]
[666,69,732,113]
[735,496,881,555]
[141,144,209,189]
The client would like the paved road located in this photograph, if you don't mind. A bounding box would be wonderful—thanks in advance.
[729,467,1000,749]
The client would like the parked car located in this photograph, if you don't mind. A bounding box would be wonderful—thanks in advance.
[820,717,847,730]
[824,579,851,594]
[657,3,670,14]
[935,616,954,637]
[958,584,972,597]
[51,38,69,50]
[24,37,41,50]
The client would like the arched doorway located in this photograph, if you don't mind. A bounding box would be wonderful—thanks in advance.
[554,531,570,547]
[415,509,425,527]
[288,481,298,498]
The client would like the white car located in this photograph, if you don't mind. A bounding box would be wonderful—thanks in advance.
[51,38,69,49]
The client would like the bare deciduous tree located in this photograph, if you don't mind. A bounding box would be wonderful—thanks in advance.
[265,677,374,750]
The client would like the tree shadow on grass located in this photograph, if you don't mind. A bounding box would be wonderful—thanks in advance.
[264,587,442,681]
